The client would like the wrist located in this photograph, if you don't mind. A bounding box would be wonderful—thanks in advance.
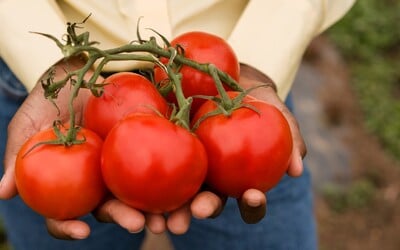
[239,63,277,92]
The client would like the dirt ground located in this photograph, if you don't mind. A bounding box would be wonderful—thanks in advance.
[307,36,400,250]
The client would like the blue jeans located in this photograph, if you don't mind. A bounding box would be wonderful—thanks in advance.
[0,59,317,250]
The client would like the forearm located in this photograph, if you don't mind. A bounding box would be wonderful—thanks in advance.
[0,0,66,92]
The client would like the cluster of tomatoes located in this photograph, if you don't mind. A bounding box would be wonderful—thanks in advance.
[14,31,293,220]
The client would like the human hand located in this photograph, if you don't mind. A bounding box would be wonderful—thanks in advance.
[0,57,147,239]
[185,64,307,225]
[238,63,306,221]
[0,56,93,202]
[239,63,307,177]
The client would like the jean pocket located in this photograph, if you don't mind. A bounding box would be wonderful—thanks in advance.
[0,59,28,100]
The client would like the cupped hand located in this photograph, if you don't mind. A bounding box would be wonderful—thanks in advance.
[185,63,307,225]
[0,57,149,239]
[0,56,94,201]
[239,63,307,177]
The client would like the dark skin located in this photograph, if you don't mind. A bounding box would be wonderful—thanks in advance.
[0,57,306,239]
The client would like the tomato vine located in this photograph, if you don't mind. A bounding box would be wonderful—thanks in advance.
[35,16,244,143]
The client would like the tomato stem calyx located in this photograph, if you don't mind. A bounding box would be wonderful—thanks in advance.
[22,121,85,158]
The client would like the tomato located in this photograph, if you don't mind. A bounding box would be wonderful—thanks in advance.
[84,72,169,138]
[192,92,293,198]
[154,31,240,115]
[101,113,208,213]
[15,127,106,220]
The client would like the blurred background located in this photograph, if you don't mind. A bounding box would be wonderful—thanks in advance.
[1,0,399,249]
[293,0,400,249]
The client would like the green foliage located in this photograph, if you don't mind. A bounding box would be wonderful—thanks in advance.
[322,179,376,213]
[327,0,400,160]
[329,0,400,59]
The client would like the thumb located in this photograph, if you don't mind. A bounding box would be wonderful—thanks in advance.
[0,84,52,199]
[0,113,39,199]
[0,164,17,200]
[0,136,21,199]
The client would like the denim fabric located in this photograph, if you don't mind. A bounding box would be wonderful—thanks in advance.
[170,170,316,250]
[0,59,316,250]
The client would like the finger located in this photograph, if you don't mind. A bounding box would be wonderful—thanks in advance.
[94,199,145,233]
[167,203,191,235]
[287,148,305,177]
[278,104,306,177]
[285,119,306,177]
[237,189,267,224]
[190,191,227,219]
[145,213,166,234]
[46,218,90,240]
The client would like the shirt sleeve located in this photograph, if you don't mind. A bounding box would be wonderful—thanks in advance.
[227,0,356,100]
[0,0,67,91]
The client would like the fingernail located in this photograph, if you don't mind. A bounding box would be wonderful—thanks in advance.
[71,228,89,240]
[246,198,262,207]
[129,227,144,234]
[296,156,304,173]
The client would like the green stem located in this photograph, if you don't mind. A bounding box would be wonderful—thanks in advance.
[102,42,243,92]
[165,64,191,130]
[38,20,246,142]
[209,64,234,110]
[65,56,97,143]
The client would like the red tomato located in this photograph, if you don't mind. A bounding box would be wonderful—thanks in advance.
[101,113,208,213]
[84,72,169,138]
[15,127,106,220]
[192,92,293,198]
[154,31,240,114]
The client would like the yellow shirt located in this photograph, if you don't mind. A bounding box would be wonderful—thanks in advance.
[0,0,355,100]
